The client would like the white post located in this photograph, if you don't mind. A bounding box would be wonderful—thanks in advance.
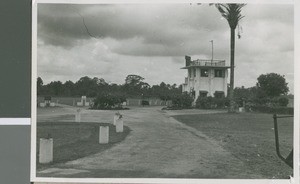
[239,107,245,113]
[116,118,123,133]
[99,126,109,144]
[113,115,118,125]
[39,138,53,164]
[75,109,81,122]
[40,103,45,107]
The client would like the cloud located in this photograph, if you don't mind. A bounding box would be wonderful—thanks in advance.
[37,3,294,93]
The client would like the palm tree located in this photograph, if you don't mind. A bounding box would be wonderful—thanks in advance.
[215,4,246,112]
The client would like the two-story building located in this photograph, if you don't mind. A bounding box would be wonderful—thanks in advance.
[181,55,230,101]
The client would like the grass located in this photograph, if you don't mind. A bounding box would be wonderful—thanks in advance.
[173,112,293,179]
[36,122,130,170]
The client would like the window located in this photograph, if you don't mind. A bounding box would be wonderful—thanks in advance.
[193,68,196,77]
[201,69,209,77]
[215,69,224,78]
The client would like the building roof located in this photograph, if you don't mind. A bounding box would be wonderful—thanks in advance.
[182,57,230,69]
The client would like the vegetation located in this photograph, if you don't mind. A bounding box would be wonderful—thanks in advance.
[196,96,229,109]
[173,113,293,178]
[215,4,246,112]
[170,92,194,109]
[232,73,292,114]
[37,75,182,101]
[91,93,127,110]
[234,73,289,107]
[256,73,289,97]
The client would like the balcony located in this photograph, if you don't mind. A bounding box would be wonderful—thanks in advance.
[190,59,226,67]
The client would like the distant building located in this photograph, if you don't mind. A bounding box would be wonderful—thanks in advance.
[181,56,230,101]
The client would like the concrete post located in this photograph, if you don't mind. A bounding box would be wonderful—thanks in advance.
[116,118,123,133]
[99,126,109,144]
[113,115,118,125]
[239,107,245,113]
[75,109,81,122]
[39,138,53,164]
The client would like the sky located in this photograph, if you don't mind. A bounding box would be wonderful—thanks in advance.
[37,3,294,93]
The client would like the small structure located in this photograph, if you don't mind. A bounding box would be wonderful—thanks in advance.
[39,96,55,107]
[39,138,53,164]
[181,56,230,102]
[77,96,90,107]
[113,112,120,125]
[75,109,82,122]
[99,126,109,144]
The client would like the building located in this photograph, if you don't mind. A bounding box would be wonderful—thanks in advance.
[181,55,230,101]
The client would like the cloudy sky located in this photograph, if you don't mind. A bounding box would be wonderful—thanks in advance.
[37,3,294,93]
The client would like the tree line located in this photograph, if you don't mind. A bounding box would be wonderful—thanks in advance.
[37,74,182,100]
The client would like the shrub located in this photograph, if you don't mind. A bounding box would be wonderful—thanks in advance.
[171,93,194,108]
[92,93,126,109]
[277,96,289,107]
[196,96,229,109]
[213,97,229,108]
[196,96,213,109]
[249,105,293,115]
[141,100,149,106]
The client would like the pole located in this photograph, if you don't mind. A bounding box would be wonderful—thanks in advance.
[210,40,213,65]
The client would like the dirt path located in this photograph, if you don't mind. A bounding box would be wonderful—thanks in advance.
[37,106,263,178]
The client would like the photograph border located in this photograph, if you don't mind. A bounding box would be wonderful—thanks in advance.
[31,0,300,183]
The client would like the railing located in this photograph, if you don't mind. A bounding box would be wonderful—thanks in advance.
[190,59,226,67]
[273,114,293,168]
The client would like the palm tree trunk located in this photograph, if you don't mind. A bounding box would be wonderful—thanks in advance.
[228,27,235,112]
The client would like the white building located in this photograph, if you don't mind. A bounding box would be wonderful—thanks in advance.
[182,56,230,101]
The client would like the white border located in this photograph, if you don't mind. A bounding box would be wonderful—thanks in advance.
[0,118,30,125]
[31,0,300,183]
[31,0,37,181]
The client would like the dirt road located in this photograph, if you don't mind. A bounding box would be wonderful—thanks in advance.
[37,106,263,178]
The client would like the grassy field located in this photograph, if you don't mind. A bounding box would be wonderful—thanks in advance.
[37,122,130,170]
[173,112,293,179]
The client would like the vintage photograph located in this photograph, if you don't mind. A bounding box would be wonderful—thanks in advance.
[33,2,294,180]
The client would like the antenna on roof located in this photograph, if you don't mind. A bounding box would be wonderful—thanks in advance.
[210,40,214,65]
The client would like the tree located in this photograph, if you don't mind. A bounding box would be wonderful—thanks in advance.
[37,77,43,95]
[125,74,145,86]
[75,76,99,97]
[123,74,149,97]
[171,92,194,109]
[215,4,246,112]
[63,80,75,96]
[256,73,289,97]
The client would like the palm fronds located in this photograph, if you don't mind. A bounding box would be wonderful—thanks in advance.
[215,4,246,29]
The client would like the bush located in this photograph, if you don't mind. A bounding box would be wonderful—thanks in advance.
[277,96,289,107]
[249,105,293,115]
[196,96,229,109]
[195,96,213,109]
[91,93,126,110]
[141,100,149,106]
[171,93,194,109]
[213,97,230,108]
